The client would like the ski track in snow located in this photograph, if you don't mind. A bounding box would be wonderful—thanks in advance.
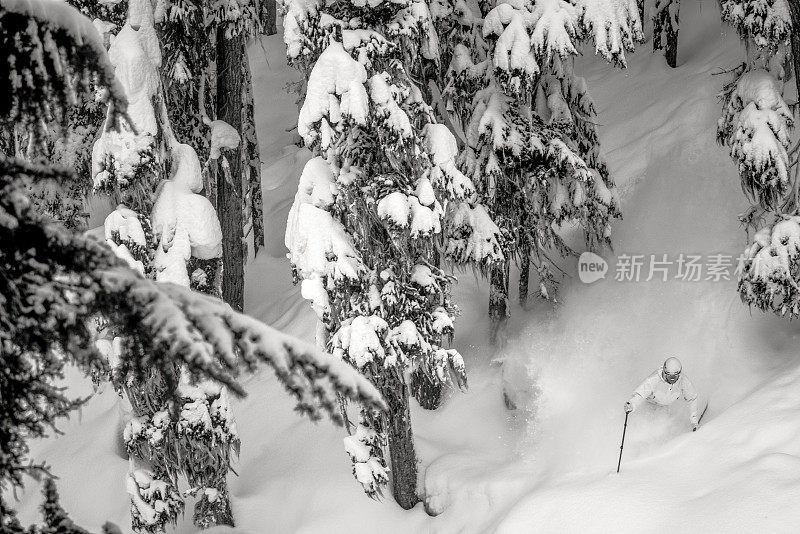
[9,3,800,533]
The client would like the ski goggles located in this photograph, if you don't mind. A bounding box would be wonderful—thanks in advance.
[663,370,680,384]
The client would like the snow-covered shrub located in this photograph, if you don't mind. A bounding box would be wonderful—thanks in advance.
[738,215,800,317]
[126,468,184,533]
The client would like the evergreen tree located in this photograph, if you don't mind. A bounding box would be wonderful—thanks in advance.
[280,0,642,505]
[717,67,794,211]
[717,0,795,216]
[282,3,505,502]
[16,0,127,231]
[89,0,244,528]
[158,0,266,270]
[437,0,636,340]
[724,1,800,320]
[284,2,641,507]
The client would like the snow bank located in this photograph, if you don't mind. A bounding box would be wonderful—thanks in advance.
[497,364,800,532]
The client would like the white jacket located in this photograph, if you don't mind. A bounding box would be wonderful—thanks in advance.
[628,369,700,424]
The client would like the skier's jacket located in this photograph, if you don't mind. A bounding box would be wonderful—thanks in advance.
[628,369,700,424]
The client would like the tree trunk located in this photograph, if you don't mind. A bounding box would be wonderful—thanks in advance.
[379,370,419,509]
[215,30,246,312]
[242,59,265,256]
[653,0,679,68]
[788,0,800,90]
[410,365,443,410]
[518,242,530,309]
[265,0,278,36]
[489,260,509,345]
[637,0,645,32]
[665,14,679,68]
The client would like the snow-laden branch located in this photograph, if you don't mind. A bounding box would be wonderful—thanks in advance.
[717,69,794,210]
[481,0,643,95]
[0,0,128,139]
[580,0,643,65]
[1,158,386,424]
[720,0,792,46]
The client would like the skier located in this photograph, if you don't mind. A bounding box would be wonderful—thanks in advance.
[624,357,701,431]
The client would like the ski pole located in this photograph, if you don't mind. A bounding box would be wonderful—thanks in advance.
[616,411,629,473]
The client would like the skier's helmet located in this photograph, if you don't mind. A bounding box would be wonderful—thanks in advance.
[663,357,682,384]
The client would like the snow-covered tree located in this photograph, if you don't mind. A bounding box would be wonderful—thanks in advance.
[159,0,213,160]
[436,0,633,338]
[717,67,794,211]
[92,0,167,216]
[720,1,800,322]
[0,1,384,532]
[156,0,267,302]
[718,0,795,213]
[0,0,382,504]
[12,0,127,231]
[0,0,126,230]
[284,42,468,508]
[280,0,642,504]
[720,0,793,48]
[1,147,381,532]
[281,0,511,501]
[89,0,245,528]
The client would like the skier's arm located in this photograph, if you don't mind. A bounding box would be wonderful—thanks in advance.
[627,376,654,412]
[682,377,700,425]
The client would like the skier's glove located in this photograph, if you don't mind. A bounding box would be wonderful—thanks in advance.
[624,402,633,414]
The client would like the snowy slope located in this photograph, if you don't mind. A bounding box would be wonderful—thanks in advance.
[9,2,800,533]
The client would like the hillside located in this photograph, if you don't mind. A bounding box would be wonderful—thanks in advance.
[11,1,800,532]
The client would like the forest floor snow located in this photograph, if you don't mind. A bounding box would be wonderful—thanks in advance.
[10,1,800,533]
